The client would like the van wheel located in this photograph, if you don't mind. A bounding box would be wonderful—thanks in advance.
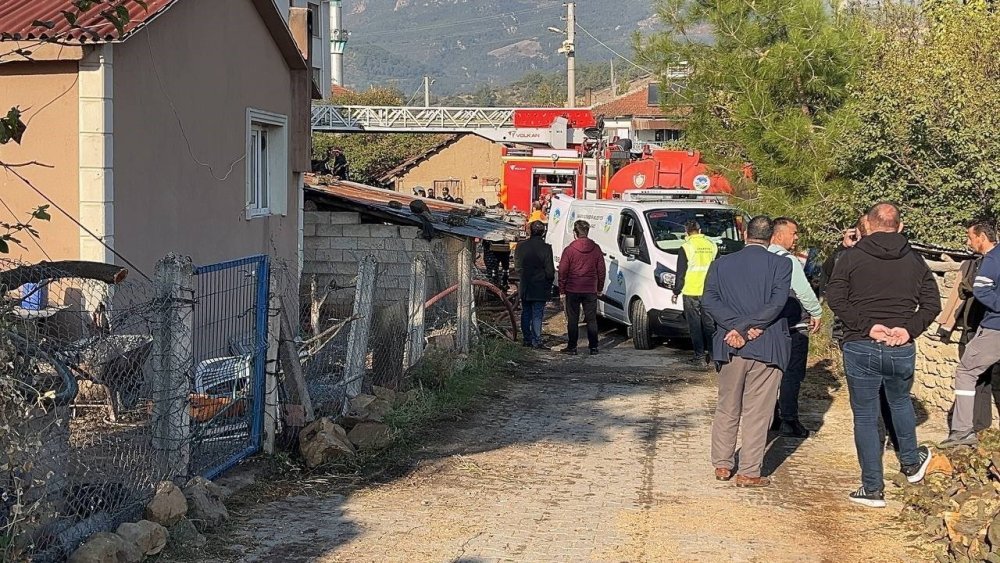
[630,299,653,350]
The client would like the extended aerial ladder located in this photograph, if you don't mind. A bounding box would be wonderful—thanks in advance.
[310,104,596,150]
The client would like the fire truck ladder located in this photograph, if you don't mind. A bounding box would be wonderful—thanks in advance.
[311,104,585,149]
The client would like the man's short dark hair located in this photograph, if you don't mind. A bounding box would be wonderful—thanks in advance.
[685,220,701,234]
[746,215,774,242]
[573,220,590,237]
[530,221,547,237]
[866,202,901,232]
[970,222,999,243]
[773,217,798,230]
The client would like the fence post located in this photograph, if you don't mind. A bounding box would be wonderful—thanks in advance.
[344,255,377,402]
[151,254,194,479]
[263,267,281,454]
[404,256,426,369]
[457,244,473,354]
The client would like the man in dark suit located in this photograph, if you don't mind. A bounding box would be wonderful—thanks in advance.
[703,216,792,488]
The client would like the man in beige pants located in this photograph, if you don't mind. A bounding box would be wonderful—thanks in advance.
[703,216,793,487]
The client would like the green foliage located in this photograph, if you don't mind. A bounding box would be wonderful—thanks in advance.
[839,3,1000,247]
[0,107,26,145]
[315,87,452,186]
[637,0,873,246]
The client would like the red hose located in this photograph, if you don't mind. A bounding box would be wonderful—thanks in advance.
[424,280,519,342]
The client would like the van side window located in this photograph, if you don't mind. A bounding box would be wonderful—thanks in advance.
[618,213,650,263]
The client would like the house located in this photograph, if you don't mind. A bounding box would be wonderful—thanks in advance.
[378,134,505,205]
[0,0,316,276]
[590,76,689,147]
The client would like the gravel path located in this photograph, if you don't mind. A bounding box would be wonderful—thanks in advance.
[218,316,940,562]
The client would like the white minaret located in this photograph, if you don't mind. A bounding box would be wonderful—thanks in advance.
[330,0,348,87]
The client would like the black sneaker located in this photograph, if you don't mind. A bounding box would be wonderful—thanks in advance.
[901,445,932,484]
[940,430,978,448]
[562,348,578,355]
[848,486,886,508]
[779,420,810,439]
[589,348,599,356]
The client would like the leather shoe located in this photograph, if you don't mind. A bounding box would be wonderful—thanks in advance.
[779,420,810,439]
[735,475,771,488]
[714,467,732,481]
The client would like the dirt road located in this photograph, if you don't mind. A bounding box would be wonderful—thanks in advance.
[212,316,934,562]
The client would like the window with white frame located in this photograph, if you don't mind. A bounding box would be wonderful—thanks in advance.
[246,109,288,219]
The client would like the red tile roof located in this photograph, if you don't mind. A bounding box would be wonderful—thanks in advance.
[0,0,177,43]
[331,84,353,98]
[592,86,665,119]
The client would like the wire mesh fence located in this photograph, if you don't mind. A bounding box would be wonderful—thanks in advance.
[0,254,274,562]
[2,236,508,560]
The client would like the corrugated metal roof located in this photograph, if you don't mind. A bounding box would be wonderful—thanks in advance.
[0,0,176,43]
[304,177,522,242]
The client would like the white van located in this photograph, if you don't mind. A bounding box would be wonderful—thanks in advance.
[546,190,746,349]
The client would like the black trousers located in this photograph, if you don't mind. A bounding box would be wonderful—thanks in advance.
[565,292,599,350]
[973,366,1000,432]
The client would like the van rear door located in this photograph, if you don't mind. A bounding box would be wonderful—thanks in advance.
[545,194,574,265]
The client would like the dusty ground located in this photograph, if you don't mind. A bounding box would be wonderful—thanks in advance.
[192,311,946,562]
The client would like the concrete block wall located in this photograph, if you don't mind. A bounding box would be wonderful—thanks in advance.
[301,211,466,308]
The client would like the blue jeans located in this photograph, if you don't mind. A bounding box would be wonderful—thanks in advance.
[842,340,918,492]
[521,299,546,346]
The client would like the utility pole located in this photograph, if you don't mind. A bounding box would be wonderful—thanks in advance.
[565,2,576,108]
[424,76,431,107]
[610,58,616,96]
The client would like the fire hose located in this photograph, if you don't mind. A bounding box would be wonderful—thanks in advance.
[424,280,518,342]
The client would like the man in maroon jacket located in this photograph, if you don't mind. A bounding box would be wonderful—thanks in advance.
[558,220,607,355]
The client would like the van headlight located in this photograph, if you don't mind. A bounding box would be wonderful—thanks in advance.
[654,263,676,289]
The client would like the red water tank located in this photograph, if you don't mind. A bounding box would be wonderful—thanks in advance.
[605,149,732,198]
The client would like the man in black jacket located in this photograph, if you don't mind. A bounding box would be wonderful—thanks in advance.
[515,221,555,348]
[826,203,937,508]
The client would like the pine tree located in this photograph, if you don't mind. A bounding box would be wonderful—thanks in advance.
[638,0,871,242]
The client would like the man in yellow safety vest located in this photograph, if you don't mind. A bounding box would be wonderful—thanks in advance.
[672,220,719,368]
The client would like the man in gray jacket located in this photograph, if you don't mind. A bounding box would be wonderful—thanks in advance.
[768,218,823,439]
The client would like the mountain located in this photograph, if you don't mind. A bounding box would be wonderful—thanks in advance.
[341,0,660,96]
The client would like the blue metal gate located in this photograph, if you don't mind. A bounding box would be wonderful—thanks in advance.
[189,255,270,479]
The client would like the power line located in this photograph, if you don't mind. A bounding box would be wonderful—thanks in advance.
[575,23,653,75]
[3,164,151,281]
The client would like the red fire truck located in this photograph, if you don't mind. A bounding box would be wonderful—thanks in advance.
[497,109,733,212]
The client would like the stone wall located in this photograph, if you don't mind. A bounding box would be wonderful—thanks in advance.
[913,267,962,412]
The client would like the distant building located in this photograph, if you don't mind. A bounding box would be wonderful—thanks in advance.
[278,1,335,99]
[589,75,689,147]
[379,135,505,205]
